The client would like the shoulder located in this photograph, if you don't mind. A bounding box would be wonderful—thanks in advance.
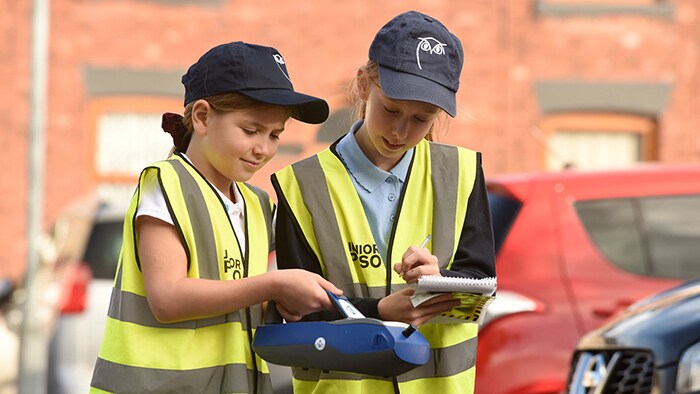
[427,140,476,154]
[426,141,480,162]
[240,182,269,200]
[275,146,339,177]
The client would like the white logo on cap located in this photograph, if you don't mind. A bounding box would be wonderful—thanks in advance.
[416,37,447,70]
[273,54,292,82]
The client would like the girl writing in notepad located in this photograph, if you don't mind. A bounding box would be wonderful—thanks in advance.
[272,11,496,394]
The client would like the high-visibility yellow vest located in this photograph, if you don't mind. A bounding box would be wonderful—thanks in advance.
[90,153,274,394]
[273,140,479,393]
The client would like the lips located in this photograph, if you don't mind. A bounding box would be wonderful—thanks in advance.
[241,158,261,169]
[383,138,404,150]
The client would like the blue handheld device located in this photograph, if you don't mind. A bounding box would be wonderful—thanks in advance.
[252,291,430,377]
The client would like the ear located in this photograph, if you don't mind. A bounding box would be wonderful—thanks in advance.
[357,69,371,101]
[191,99,211,135]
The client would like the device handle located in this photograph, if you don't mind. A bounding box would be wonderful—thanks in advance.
[326,290,365,319]
[264,300,284,324]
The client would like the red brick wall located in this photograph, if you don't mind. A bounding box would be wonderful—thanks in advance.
[2,0,700,280]
[1,0,32,281]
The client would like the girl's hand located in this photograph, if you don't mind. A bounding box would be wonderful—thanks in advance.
[271,269,342,321]
[394,246,440,284]
[377,288,459,327]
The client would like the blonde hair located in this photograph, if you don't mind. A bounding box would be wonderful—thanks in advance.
[347,61,380,121]
[346,60,447,141]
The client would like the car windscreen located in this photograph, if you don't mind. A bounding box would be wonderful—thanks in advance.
[82,220,124,280]
[487,191,522,254]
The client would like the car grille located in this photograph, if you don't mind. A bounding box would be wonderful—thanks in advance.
[567,350,654,394]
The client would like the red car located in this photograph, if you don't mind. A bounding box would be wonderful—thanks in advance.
[476,164,700,394]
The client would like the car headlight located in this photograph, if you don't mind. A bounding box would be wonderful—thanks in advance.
[677,341,700,394]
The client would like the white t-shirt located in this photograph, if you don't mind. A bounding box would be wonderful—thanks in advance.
[136,154,247,256]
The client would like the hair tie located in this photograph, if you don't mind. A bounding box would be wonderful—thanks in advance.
[161,112,189,152]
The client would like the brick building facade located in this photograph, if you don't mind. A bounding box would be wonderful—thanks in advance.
[2,0,699,281]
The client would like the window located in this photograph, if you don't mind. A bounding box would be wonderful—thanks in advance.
[643,196,700,278]
[538,113,657,171]
[95,112,172,176]
[88,97,182,204]
[575,194,700,279]
[83,220,123,280]
[487,190,523,254]
[536,0,673,18]
[544,0,658,4]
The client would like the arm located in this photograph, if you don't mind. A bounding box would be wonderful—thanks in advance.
[384,153,496,325]
[273,176,382,320]
[443,153,497,279]
[137,215,341,323]
[393,153,496,282]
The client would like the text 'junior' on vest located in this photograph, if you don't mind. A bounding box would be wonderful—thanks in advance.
[348,242,382,268]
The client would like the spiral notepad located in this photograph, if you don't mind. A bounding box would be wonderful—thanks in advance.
[416,276,497,295]
[411,276,497,324]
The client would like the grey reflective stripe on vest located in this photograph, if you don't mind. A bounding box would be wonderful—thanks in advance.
[292,368,395,382]
[106,286,244,329]
[245,183,274,249]
[290,336,476,383]
[398,336,477,381]
[170,160,220,280]
[429,143,459,268]
[292,156,366,296]
[92,358,272,394]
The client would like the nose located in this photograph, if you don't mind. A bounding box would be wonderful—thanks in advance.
[252,136,274,158]
[391,117,410,138]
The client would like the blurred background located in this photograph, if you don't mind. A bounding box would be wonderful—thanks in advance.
[2,0,700,393]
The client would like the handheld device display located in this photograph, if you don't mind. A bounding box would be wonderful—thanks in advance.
[252,292,430,377]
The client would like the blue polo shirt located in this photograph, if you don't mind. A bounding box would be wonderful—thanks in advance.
[335,120,414,263]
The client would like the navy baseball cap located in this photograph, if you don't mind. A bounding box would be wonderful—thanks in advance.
[369,11,464,117]
[182,42,329,124]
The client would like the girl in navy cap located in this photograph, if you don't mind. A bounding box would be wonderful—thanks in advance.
[273,11,496,394]
[90,41,341,394]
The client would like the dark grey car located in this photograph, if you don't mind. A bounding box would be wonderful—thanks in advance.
[566,277,700,394]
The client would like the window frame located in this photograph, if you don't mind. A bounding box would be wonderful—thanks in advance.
[87,96,183,185]
[537,112,658,170]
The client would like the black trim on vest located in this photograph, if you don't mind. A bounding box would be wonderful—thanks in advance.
[271,174,322,273]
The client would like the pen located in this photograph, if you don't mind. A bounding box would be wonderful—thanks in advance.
[400,234,432,279]
[399,234,433,279]
[419,234,432,249]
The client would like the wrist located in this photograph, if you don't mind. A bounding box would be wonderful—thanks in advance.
[265,270,285,301]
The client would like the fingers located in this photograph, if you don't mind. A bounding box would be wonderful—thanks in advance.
[396,246,439,281]
[316,276,343,296]
[401,265,441,284]
[378,288,459,327]
[275,303,302,322]
[276,271,344,316]
[418,295,460,313]
[410,297,459,327]
[309,275,343,311]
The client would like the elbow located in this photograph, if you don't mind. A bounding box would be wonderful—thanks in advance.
[147,296,180,324]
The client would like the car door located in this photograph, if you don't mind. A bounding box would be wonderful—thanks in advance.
[555,173,700,334]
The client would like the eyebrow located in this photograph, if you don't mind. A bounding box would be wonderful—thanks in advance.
[380,95,440,117]
[246,121,286,133]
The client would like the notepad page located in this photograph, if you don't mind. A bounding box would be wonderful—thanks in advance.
[416,276,497,295]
